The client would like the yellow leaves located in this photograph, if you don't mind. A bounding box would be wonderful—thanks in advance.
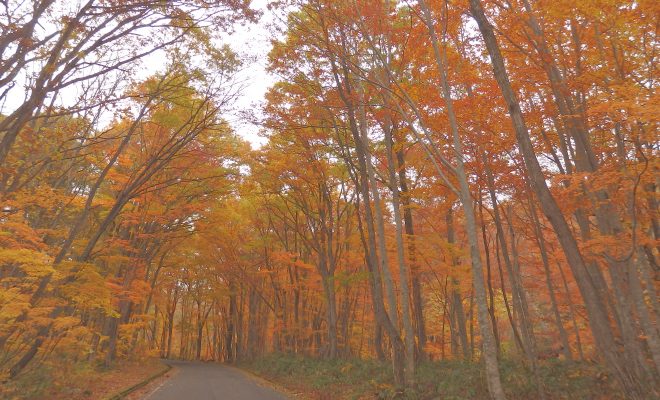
[169,8,194,29]
[118,321,145,335]
[96,254,134,268]
[0,248,53,278]
[0,295,30,321]
[52,316,80,331]
[59,263,113,315]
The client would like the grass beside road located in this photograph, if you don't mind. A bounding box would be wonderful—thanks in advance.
[239,353,624,400]
[1,357,167,400]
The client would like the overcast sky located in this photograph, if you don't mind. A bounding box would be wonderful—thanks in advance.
[221,0,277,148]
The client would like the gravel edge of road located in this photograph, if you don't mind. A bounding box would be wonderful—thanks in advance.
[228,365,307,399]
[103,362,173,400]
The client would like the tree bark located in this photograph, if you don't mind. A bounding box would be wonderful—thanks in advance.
[468,1,650,396]
[384,122,416,383]
[396,149,427,361]
[419,2,506,397]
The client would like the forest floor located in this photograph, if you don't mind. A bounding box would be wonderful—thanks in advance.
[239,353,626,400]
[1,357,169,400]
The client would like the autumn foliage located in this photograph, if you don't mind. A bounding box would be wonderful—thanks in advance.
[0,0,658,399]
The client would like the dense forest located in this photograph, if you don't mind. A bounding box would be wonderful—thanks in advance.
[0,0,657,399]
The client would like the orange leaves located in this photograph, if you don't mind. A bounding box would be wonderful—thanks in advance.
[52,316,81,331]
[0,289,31,321]
[0,249,53,278]
[59,262,114,315]
[0,218,46,251]
[580,232,634,263]
[294,259,316,271]
[271,251,315,270]
[0,0,655,386]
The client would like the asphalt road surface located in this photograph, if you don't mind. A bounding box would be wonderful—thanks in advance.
[145,360,289,400]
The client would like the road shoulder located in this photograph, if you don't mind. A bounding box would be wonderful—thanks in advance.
[123,363,178,400]
[230,365,306,399]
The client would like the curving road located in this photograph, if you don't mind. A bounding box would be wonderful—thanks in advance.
[145,360,289,400]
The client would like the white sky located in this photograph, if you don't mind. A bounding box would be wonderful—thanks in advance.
[220,0,276,149]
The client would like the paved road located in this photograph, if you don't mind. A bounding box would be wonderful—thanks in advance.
[145,360,289,400]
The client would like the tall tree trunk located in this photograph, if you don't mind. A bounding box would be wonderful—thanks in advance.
[357,98,400,333]
[478,196,500,353]
[419,2,506,397]
[484,161,536,364]
[320,272,339,359]
[397,149,427,362]
[468,1,650,396]
[327,45,406,387]
[556,259,585,361]
[384,122,416,383]
[226,291,236,363]
[447,209,471,360]
[529,194,572,360]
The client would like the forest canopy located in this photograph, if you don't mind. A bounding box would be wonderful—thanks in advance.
[0,1,658,399]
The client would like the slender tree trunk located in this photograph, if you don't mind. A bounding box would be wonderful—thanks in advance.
[397,149,426,361]
[418,2,506,397]
[226,292,236,363]
[447,209,471,360]
[384,122,416,383]
[357,99,400,332]
[468,2,649,396]
[327,50,406,387]
[478,196,500,353]
[556,260,585,361]
[375,322,386,361]
[485,161,536,363]
[529,194,572,360]
[320,272,339,359]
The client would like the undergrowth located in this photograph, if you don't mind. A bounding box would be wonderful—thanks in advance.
[1,355,164,400]
[240,353,623,400]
